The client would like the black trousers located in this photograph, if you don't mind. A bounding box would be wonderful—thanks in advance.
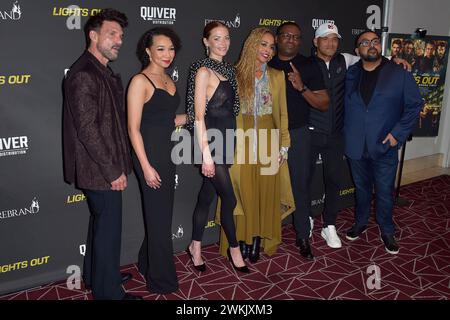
[288,126,314,239]
[288,127,344,239]
[82,189,124,300]
[310,130,345,227]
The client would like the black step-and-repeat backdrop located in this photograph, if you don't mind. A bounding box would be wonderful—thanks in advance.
[0,0,382,295]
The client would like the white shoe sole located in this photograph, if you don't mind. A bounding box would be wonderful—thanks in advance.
[345,235,359,241]
[380,236,399,254]
[385,247,399,254]
[345,228,366,241]
[321,229,342,248]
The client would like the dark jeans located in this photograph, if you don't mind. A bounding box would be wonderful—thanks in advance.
[288,126,313,239]
[82,189,125,300]
[310,131,345,227]
[348,148,399,236]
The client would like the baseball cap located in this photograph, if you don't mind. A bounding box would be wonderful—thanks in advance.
[315,23,342,39]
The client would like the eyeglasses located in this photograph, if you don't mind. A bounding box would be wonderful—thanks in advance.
[279,33,301,41]
[358,38,381,47]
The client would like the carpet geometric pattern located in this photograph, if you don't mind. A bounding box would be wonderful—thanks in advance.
[1,175,449,300]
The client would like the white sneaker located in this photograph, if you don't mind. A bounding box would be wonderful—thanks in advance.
[309,217,314,238]
[321,225,342,248]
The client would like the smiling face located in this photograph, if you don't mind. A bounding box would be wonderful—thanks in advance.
[204,25,230,60]
[256,32,275,65]
[146,35,175,69]
[91,20,124,63]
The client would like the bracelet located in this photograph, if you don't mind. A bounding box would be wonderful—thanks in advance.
[279,147,289,160]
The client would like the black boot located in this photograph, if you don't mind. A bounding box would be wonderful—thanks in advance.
[239,241,248,260]
[248,236,261,263]
[296,238,314,261]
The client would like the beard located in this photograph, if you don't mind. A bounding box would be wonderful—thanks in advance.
[360,48,381,62]
[97,43,120,62]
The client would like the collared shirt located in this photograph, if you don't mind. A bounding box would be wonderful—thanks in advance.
[252,63,273,116]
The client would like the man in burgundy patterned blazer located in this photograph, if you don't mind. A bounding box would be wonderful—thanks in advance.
[63,8,140,300]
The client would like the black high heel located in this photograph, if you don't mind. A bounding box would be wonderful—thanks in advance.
[186,247,206,272]
[227,248,250,273]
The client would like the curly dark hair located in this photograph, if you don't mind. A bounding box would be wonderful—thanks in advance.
[136,27,182,69]
[84,8,128,47]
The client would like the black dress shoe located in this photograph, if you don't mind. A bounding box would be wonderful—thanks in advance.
[186,247,206,272]
[248,236,261,263]
[85,272,133,290]
[227,248,250,273]
[122,293,143,300]
[296,238,314,260]
[239,241,248,260]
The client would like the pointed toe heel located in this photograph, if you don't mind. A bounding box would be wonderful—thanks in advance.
[227,248,250,274]
[186,247,206,272]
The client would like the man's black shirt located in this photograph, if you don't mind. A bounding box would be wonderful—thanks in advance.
[360,57,389,106]
[269,54,325,129]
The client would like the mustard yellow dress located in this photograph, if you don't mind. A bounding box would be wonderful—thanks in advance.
[216,66,295,256]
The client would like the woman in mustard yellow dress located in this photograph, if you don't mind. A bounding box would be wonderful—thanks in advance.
[218,27,295,262]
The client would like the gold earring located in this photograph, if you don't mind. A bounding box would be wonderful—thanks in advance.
[206,46,210,56]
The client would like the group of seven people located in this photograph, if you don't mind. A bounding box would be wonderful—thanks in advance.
[63,9,423,299]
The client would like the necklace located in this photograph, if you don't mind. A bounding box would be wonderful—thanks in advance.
[148,72,169,85]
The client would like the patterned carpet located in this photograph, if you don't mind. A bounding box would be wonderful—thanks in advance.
[1,175,449,300]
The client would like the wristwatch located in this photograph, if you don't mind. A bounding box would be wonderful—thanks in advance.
[299,85,308,94]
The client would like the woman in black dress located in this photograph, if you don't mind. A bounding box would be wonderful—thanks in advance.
[128,28,186,294]
[185,22,249,273]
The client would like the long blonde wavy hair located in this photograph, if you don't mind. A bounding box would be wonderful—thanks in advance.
[235,27,274,112]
